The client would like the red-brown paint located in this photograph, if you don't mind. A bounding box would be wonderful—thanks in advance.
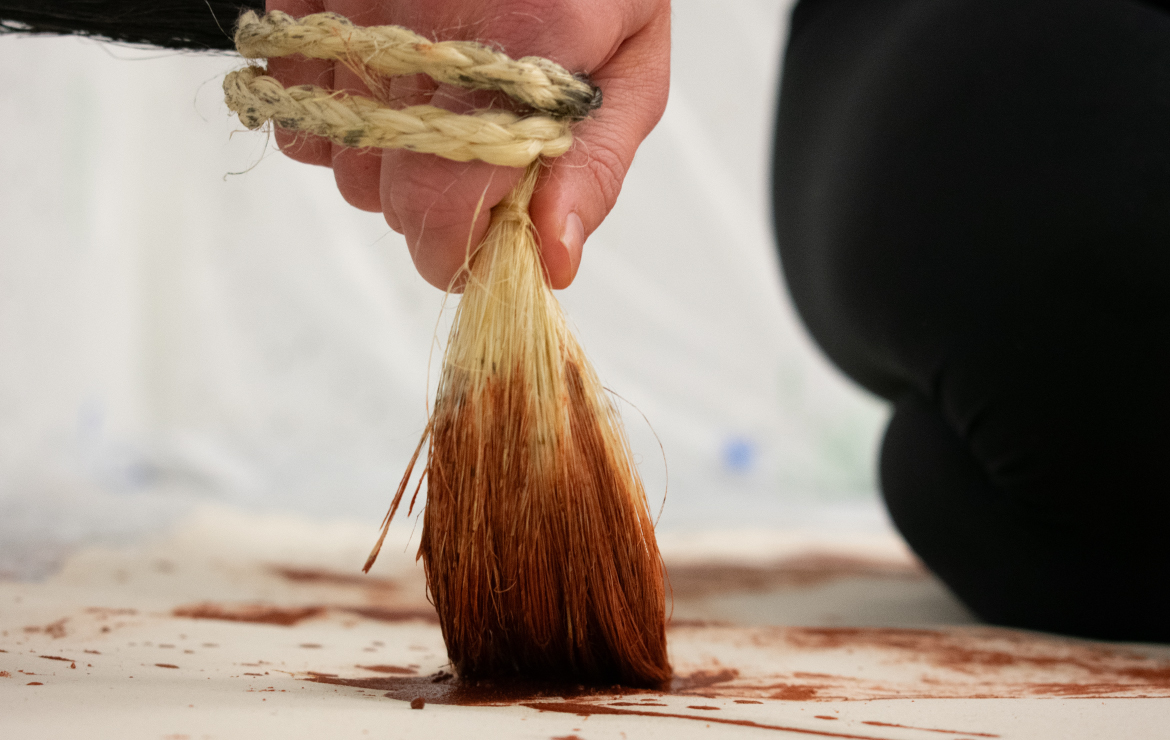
[670,668,738,692]
[522,701,915,739]
[271,567,398,590]
[665,619,732,629]
[665,625,1170,701]
[783,627,1170,683]
[172,603,324,627]
[339,606,438,624]
[666,554,925,599]
[307,671,618,706]
[22,618,67,638]
[770,685,822,701]
[862,720,998,737]
[300,667,981,740]
[357,664,418,675]
[170,602,437,626]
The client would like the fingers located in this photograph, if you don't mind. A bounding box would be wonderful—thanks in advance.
[527,3,671,289]
[380,80,526,290]
[381,73,440,234]
[382,0,671,290]
[266,1,386,210]
[382,151,524,291]
[330,63,383,212]
[266,59,333,166]
[262,0,672,292]
[266,0,332,166]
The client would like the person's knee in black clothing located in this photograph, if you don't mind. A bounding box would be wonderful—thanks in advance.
[774,0,1170,641]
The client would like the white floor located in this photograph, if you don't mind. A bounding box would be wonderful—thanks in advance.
[3,507,1169,739]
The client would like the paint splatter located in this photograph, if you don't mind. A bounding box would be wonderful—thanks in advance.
[173,603,324,626]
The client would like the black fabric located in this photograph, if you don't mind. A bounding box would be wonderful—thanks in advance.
[773,0,1170,640]
[0,1,263,50]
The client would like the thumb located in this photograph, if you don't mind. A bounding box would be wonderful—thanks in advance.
[529,8,671,289]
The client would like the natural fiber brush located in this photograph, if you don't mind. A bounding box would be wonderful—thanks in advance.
[365,164,670,686]
[221,11,672,687]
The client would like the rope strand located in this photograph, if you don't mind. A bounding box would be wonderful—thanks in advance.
[224,11,593,167]
[234,10,600,120]
[224,66,572,166]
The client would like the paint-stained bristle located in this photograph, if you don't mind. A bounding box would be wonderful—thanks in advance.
[367,164,671,687]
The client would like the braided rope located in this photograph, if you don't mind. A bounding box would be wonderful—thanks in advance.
[224,11,591,168]
[224,66,572,166]
[234,10,600,120]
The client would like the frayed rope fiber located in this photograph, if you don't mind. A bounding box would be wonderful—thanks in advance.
[224,12,671,688]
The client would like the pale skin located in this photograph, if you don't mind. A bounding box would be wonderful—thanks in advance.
[267,0,672,290]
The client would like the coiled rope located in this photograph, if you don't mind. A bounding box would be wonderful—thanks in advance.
[223,10,599,167]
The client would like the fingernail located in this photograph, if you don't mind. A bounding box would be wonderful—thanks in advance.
[560,212,585,280]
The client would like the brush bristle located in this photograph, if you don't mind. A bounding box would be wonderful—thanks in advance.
[369,164,670,687]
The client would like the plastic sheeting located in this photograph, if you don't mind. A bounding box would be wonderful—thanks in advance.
[0,0,889,578]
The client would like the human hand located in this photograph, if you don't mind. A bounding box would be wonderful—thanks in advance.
[265,0,670,290]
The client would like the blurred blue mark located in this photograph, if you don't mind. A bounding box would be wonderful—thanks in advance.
[722,436,757,474]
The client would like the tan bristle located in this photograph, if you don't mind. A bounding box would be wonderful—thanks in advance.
[366,163,671,687]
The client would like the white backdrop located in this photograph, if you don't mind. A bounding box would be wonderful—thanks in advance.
[0,0,889,578]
